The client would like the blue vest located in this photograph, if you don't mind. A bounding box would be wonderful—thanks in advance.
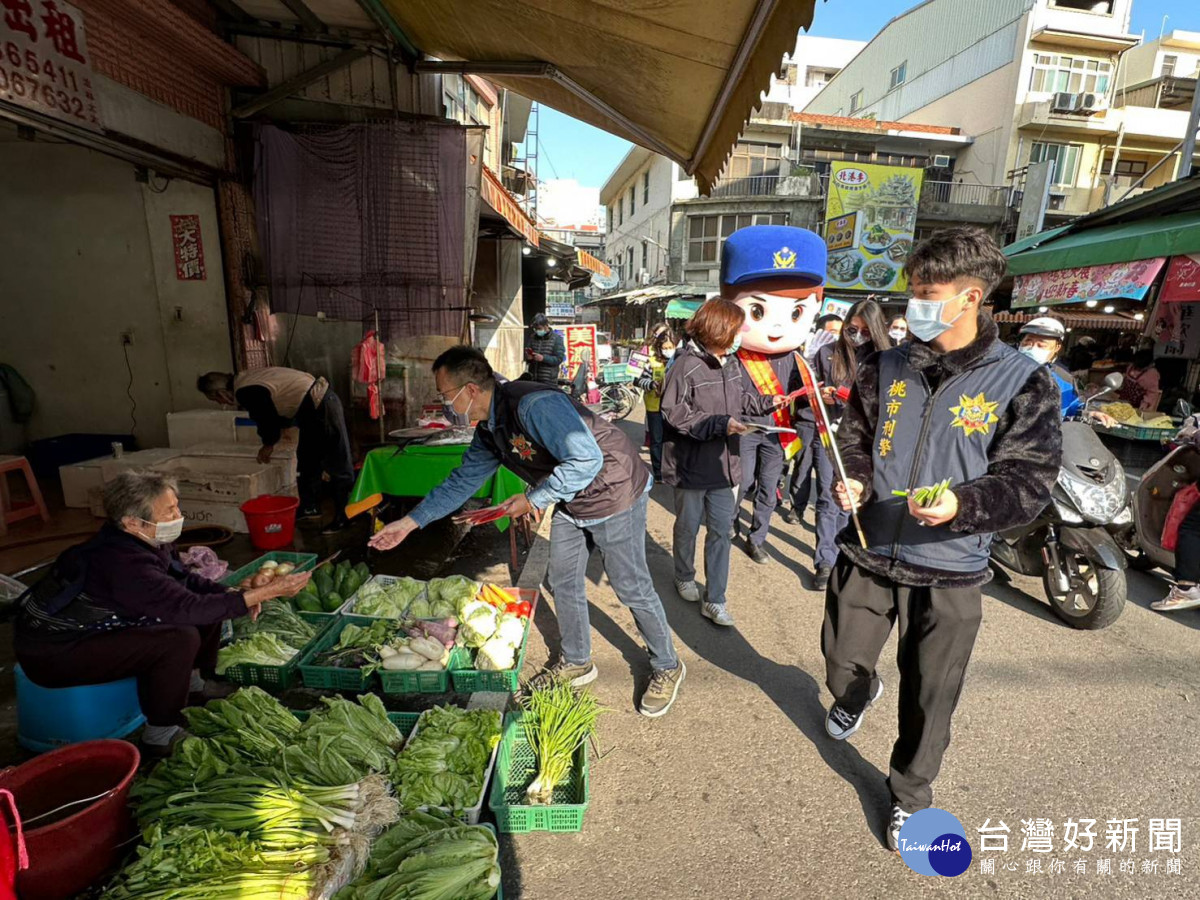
[860,341,1039,573]
[1051,365,1081,417]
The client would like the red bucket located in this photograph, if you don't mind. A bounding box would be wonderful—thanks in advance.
[0,739,139,900]
[240,494,300,550]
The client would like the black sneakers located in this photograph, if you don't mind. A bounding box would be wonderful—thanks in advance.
[825,678,884,740]
[745,539,769,565]
[887,804,913,852]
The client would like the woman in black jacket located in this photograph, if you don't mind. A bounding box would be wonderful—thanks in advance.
[16,471,309,756]
[808,298,892,589]
[661,299,784,628]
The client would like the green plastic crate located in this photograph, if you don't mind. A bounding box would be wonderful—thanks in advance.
[220,611,330,692]
[488,713,589,833]
[296,615,385,692]
[600,362,633,384]
[379,646,467,695]
[449,589,538,694]
[221,552,318,587]
[291,707,421,738]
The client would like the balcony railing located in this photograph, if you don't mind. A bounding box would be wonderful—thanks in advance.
[919,181,1010,207]
[707,173,825,199]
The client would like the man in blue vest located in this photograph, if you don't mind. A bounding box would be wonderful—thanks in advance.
[1017,316,1084,417]
[821,227,1063,850]
[368,346,684,718]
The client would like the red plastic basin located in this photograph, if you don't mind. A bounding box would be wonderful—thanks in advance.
[0,739,139,900]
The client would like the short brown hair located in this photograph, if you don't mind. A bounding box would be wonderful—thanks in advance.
[687,298,745,351]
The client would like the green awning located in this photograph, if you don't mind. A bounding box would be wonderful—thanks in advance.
[666,298,704,319]
[1006,211,1200,276]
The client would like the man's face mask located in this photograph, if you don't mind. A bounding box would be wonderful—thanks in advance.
[1019,344,1055,366]
[535,328,549,338]
[905,288,973,342]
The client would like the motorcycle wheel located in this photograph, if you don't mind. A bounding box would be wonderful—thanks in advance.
[1042,550,1126,630]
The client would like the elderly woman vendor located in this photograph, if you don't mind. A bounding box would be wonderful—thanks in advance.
[15,471,309,755]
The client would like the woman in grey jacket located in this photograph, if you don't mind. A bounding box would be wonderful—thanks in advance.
[660,299,785,628]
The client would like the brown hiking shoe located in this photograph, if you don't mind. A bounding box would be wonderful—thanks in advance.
[639,660,686,718]
[531,659,598,691]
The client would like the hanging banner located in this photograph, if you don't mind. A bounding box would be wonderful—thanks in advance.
[170,215,206,281]
[0,0,101,130]
[824,162,923,293]
[1151,301,1200,359]
[1011,258,1166,309]
[556,323,597,380]
[1161,254,1200,303]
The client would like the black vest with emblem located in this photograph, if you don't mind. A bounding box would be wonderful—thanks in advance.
[478,380,649,520]
[861,341,1039,573]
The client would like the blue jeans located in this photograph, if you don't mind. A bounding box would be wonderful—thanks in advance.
[646,410,664,479]
[812,437,849,568]
[547,493,678,671]
[736,431,785,546]
[673,486,736,605]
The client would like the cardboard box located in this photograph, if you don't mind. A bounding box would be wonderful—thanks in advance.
[151,456,284,505]
[60,456,108,508]
[183,443,298,487]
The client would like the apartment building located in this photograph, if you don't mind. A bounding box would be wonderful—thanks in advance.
[804,0,1200,223]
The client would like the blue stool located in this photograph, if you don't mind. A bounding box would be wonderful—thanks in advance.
[14,665,146,753]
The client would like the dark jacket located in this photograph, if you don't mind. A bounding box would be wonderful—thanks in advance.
[837,313,1062,588]
[660,344,778,490]
[525,330,566,384]
[16,523,247,640]
[738,352,800,427]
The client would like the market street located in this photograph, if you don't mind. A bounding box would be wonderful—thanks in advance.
[501,411,1199,900]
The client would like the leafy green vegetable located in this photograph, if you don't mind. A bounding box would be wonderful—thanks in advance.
[428,576,481,612]
[353,576,427,618]
[216,633,300,674]
[390,707,501,814]
[184,686,300,765]
[521,681,602,804]
[281,694,402,786]
[230,601,317,647]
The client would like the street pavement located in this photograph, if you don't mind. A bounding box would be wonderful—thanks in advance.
[501,411,1199,899]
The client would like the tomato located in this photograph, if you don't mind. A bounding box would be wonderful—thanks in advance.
[505,602,522,616]
[516,601,532,618]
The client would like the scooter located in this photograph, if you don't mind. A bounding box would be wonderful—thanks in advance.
[1122,402,1199,572]
[990,374,1130,629]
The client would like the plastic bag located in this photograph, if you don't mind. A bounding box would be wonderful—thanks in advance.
[179,546,228,581]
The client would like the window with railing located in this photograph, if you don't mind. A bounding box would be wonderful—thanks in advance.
[1162,55,1178,77]
[1030,53,1112,94]
[849,90,863,114]
[1031,141,1083,186]
[1102,155,1148,177]
[643,171,650,204]
[889,61,907,91]
[687,213,788,264]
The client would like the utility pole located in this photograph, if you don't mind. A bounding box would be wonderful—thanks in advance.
[1180,81,1200,180]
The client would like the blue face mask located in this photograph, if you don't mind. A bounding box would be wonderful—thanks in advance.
[727,332,743,356]
[535,329,549,338]
[905,289,971,342]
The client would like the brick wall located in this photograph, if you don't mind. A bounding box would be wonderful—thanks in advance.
[75,0,262,134]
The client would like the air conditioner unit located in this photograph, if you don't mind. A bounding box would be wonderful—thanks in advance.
[639,270,652,285]
[1074,92,1108,114]
[932,154,952,169]
[1051,92,1077,113]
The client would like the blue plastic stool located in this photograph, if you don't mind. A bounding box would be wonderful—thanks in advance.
[14,665,146,753]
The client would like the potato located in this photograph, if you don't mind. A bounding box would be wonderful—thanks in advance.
[251,572,274,588]
[261,560,279,569]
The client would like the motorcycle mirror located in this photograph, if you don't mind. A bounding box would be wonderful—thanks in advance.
[1176,399,1194,418]
[1104,372,1125,390]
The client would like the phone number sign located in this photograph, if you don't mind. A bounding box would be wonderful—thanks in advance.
[1,0,101,131]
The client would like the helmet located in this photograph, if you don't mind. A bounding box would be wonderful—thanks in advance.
[1019,316,1065,341]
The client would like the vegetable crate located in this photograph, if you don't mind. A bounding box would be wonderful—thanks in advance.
[600,362,634,384]
[488,712,589,833]
[380,646,470,695]
[291,708,422,738]
[450,588,539,694]
[221,611,332,691]
[402,709,506,825]
[296,615,381,692]
[220,551,318,587]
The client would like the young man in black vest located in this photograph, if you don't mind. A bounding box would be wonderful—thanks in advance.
[821,228,1062,850]
[369,346,684,717]
[523,313,567,384]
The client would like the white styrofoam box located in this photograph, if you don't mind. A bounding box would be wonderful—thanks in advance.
[167,410,257,448]
[177,482,297,534]
[183,442,298,487]
[97,448,183,481]
[150,456,284,504]
[59,457,108,508]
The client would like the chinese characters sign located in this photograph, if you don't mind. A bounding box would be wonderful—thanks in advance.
[1151,300,1200,359]
[824,162,923,293]
[0,0,100,130]
[1161,254,1200,304]
[974,816,1183,878]
[170,215,206,281]
[1012,258,1165,309]
[556,324,597,381]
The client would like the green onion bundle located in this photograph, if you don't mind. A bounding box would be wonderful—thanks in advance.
[520,680,602,805]
[892,478,952,507]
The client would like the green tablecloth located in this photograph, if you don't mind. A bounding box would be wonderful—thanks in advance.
[349,444,526,531]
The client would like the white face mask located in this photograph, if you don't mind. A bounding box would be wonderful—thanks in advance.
[889,328,907,342]
[905,289,972,342]
[1020,345,1054,366]
[141,516,184,545]
[663,347,675,359]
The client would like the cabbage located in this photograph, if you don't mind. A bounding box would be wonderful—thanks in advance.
[458,600,492,622]
[493,613,525,648]
[476,637,516,671]
[405,597,433,619]
[459,605,498,648]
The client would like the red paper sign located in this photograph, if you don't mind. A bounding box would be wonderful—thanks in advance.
[559,324,598,381]
[1161,254,1200,303]
[170,215,206,281]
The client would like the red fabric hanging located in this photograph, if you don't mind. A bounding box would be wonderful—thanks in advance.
[353,331,386,420]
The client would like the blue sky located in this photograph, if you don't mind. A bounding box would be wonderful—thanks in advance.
[535,0,1195,190]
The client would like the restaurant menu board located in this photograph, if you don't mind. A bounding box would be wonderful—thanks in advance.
[824,162,923,293]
